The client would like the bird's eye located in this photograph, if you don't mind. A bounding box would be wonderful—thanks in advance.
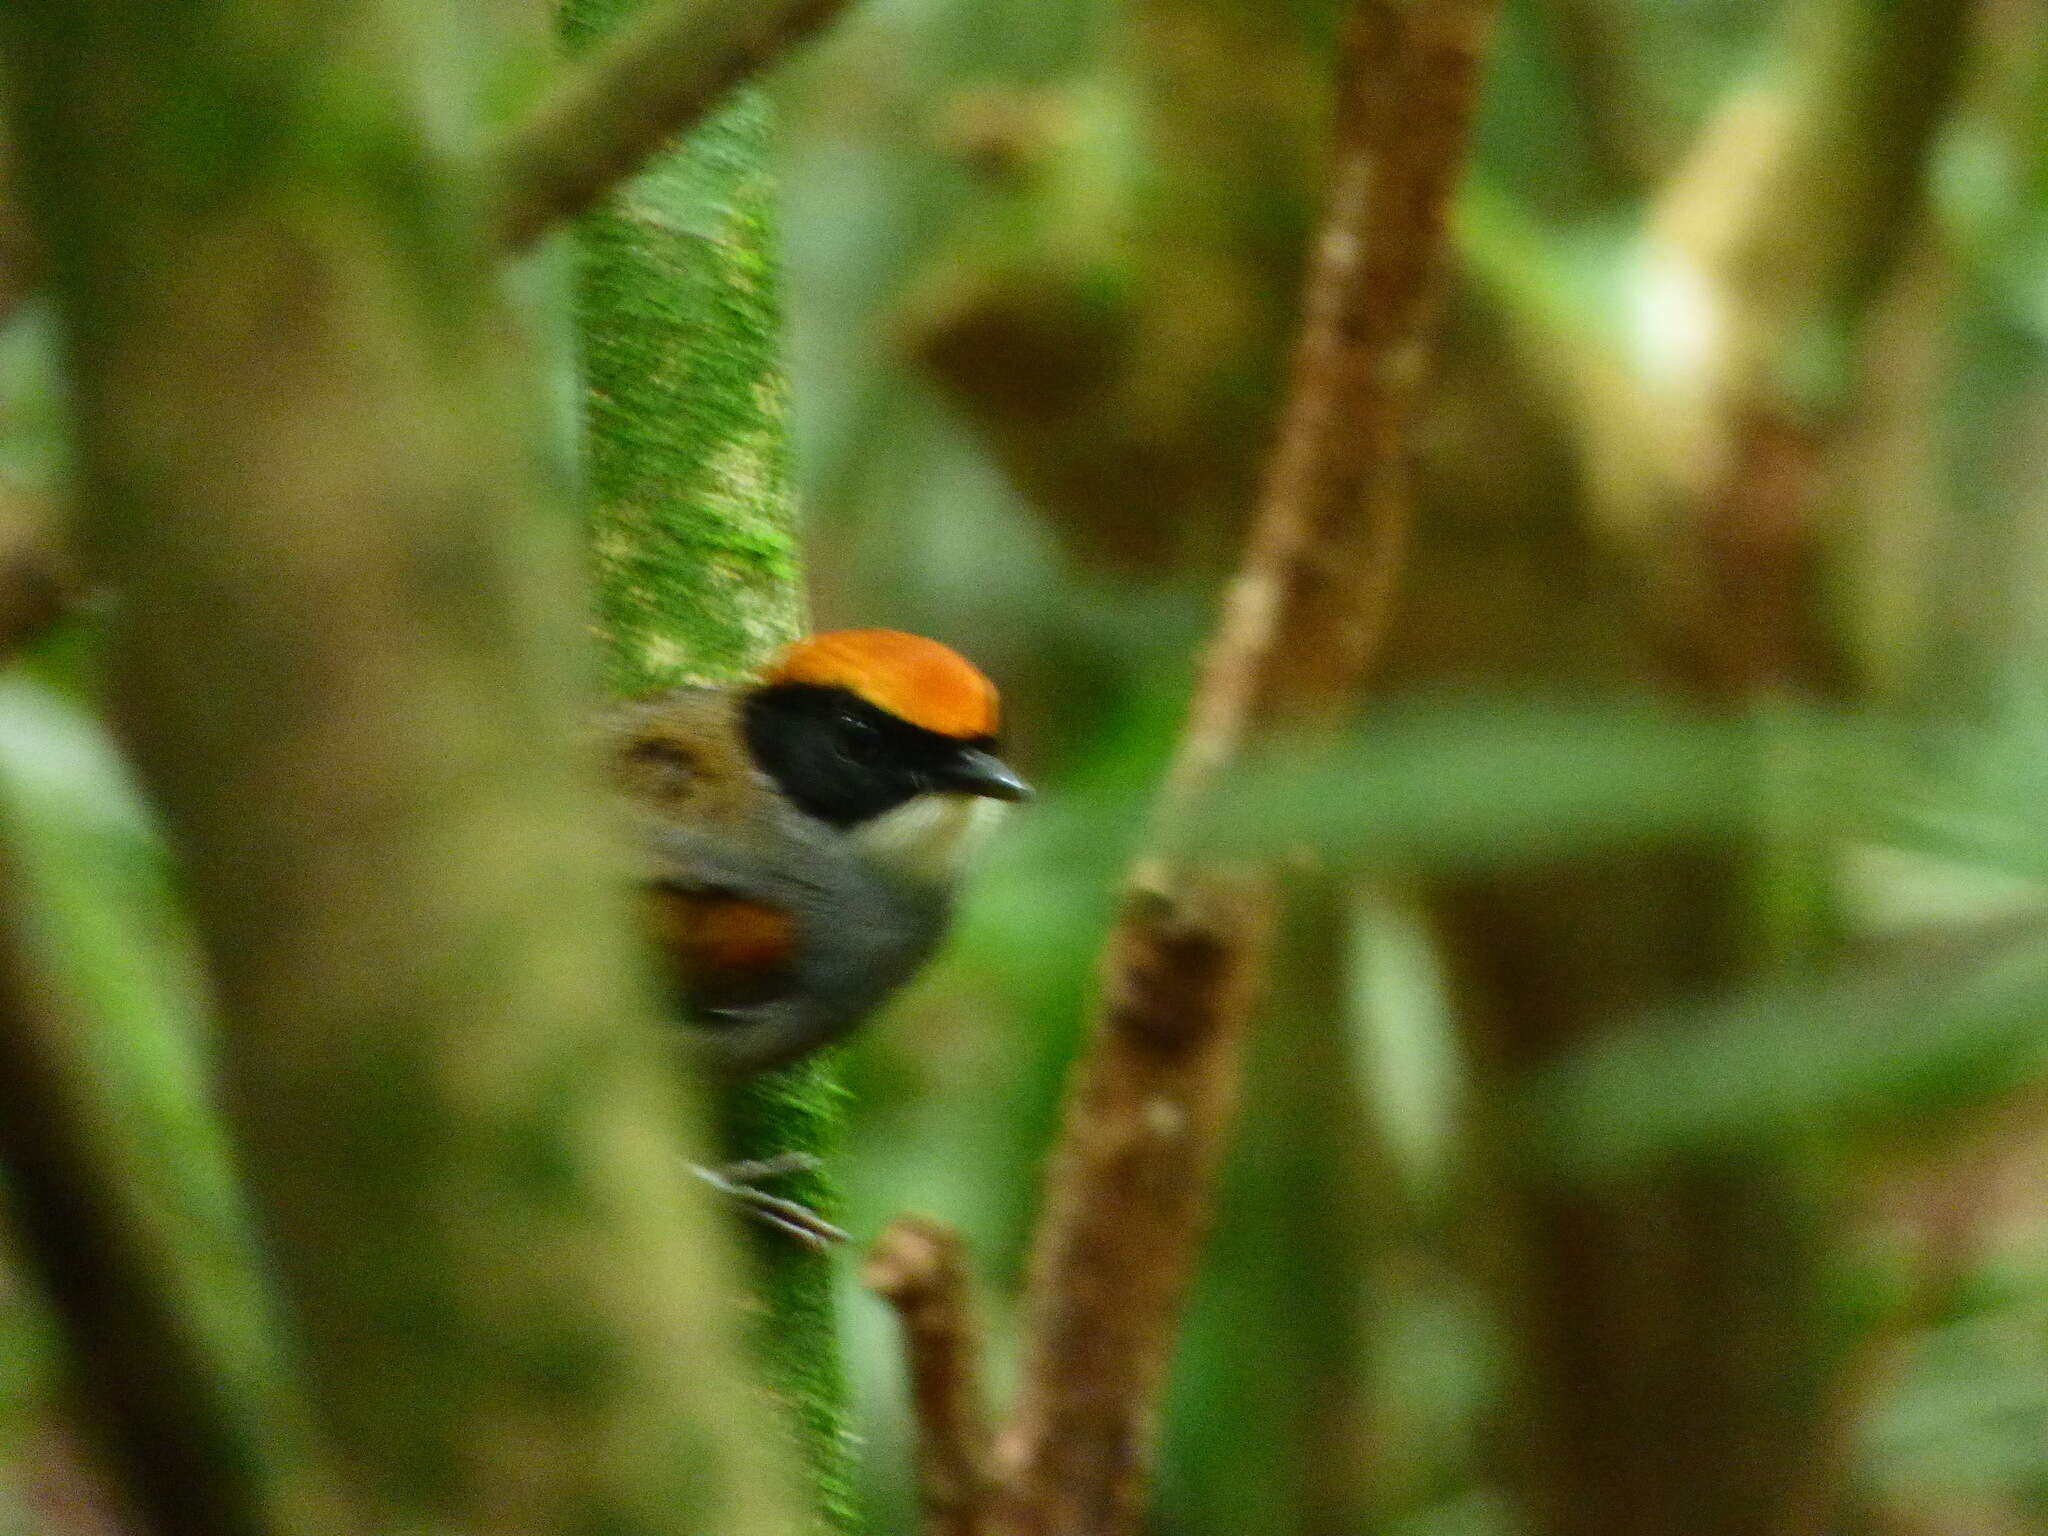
[837,711,882,756]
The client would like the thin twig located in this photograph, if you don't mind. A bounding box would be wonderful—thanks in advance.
[487,0,852,252]
[863,1218,994,1536]
[986,3,1501,1534]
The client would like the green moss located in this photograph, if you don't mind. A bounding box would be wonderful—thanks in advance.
[573,88,805,696]
[558,10,855,1527]
[725,1059,861,1532]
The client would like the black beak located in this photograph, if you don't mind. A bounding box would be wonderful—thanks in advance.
[941,746,1033,802]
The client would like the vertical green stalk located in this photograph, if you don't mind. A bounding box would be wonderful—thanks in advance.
[558,6,856,1525]
[569,84,804,692]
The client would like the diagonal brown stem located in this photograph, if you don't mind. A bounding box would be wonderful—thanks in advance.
[863,1218,994,1536]
[983,4,1501,1534]
[488,0,851,251]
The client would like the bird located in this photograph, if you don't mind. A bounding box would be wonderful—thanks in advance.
[606,628,1030,1080]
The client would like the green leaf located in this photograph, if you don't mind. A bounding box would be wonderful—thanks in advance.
[1529,923,2048,1176]
[1186,696,1842,872]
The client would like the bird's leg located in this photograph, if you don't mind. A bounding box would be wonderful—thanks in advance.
[691,1154,848,1250]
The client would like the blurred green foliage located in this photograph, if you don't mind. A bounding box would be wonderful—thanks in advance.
[6,0,2048,1532]
[769,0,2048,1530]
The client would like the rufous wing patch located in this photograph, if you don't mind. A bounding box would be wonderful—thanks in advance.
[645,886,799,1008]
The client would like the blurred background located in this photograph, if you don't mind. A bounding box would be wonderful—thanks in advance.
[10,0,2048,1532]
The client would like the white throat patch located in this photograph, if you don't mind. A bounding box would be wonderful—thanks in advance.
[852,793,1009,885]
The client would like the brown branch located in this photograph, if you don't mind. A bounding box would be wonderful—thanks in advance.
[1163,0,1503,799]
[990,872,1274,1536]
[487,0,852,252]
[863,1218,994,1536]
[983,4,1502,1535]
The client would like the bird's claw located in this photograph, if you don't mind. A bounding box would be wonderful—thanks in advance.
[692,1156,847,1250]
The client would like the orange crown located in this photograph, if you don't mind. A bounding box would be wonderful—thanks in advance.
[763,629,1000,740]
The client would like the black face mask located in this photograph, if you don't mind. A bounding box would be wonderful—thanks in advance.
[743,682,1019,828]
